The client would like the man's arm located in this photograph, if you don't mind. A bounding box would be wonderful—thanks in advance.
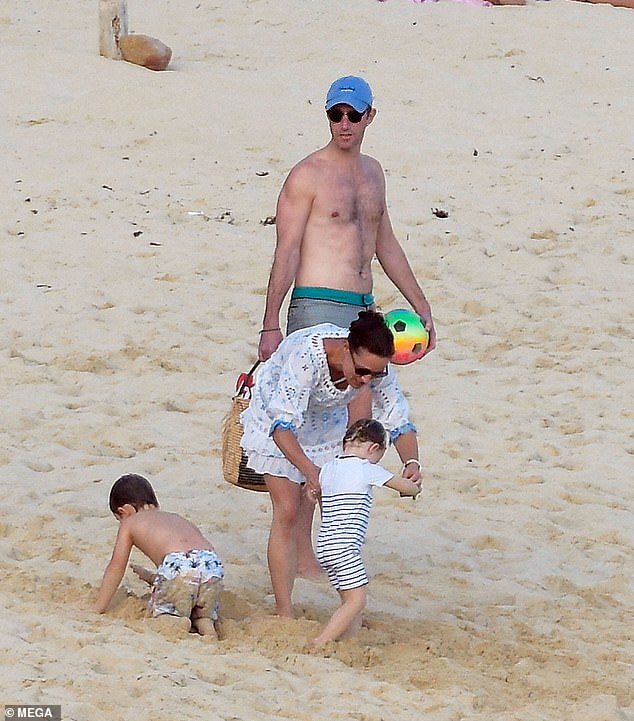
[375,203,436,354]
[94,523,134,613]
[258,168,315,361]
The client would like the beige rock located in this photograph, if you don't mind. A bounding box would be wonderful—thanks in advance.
[118,34,172,71]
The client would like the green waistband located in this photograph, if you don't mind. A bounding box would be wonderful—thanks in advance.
[291,287,374,307]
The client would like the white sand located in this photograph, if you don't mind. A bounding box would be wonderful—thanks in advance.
[1,1,633,719]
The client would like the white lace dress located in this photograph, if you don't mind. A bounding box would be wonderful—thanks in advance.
[240,324,415,483]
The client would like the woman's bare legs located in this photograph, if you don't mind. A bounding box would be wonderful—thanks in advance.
[265,474,302,617]
[295,490,323,579]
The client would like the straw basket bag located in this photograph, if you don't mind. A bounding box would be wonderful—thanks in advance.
[222,361,267,492]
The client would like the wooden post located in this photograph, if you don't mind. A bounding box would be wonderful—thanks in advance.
[99,0,128,59]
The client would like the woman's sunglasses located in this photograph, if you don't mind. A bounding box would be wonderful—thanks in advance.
[350,351,389,379]
[353,365,388,379]
[326,108,367,124]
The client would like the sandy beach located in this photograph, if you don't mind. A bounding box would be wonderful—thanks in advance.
[1,0,633,719]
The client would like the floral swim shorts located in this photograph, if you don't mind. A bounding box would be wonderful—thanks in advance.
[148,549,224,621]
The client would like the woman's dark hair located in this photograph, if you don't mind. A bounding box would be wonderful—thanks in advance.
[109,473,159,513]
[343,418,388,449]
[348,310,395,359]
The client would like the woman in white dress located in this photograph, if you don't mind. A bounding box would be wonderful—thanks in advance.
[240,310,422,618]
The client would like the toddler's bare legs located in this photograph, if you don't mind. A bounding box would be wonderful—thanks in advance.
[151,614,191,636]
[191,606,218,638]
[313,586,367,645]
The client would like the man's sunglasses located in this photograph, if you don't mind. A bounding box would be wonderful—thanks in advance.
[326,108,367,124]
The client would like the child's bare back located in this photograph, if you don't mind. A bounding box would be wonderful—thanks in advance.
[94,474,224,638]
[122,509,215,567]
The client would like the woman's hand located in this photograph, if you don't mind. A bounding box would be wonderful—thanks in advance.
[303,463,321,504]
[401,458,422,483]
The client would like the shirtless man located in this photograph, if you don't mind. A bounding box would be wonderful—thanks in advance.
[255,76,435,591]
[258,75,436,362]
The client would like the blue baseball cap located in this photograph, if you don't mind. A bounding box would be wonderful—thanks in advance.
[325,76,373,112]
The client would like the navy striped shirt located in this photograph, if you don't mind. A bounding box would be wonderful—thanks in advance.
[317,456,393,554]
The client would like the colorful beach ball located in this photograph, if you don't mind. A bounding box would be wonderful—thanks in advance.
[384,309,429,365]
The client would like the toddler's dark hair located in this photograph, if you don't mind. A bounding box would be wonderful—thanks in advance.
[343,418,388,449]
[109,473,159,513]
[348,310,395,359]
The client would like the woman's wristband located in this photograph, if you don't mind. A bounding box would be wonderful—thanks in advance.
[402,458,421,470]
[259,327,280,334]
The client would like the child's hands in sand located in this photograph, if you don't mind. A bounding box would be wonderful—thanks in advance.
[130,563,155,585]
